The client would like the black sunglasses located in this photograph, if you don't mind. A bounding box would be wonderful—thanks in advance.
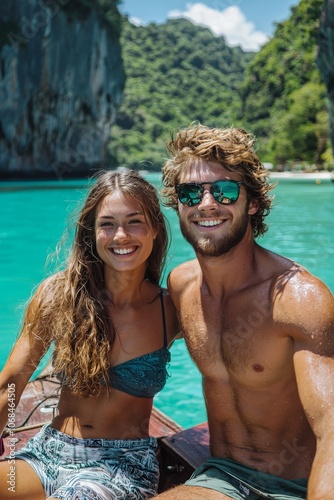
[175,179,244,207]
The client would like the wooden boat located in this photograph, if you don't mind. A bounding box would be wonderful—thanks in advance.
[2,367,210,493]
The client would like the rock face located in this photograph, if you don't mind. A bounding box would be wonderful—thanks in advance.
[317,0,334,154]
[0,1,125,178]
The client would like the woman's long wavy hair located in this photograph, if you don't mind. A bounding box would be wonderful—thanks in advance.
[25,169,169,397]
[161,124,274,238]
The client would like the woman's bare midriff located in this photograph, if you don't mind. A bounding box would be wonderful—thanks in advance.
[51,386,153,439]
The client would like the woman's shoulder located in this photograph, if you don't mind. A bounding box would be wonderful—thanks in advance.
[32,271,66,302]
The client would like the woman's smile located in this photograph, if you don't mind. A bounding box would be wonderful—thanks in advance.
[110,246,138,256]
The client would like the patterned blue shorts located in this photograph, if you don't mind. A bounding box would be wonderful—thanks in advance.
[13,424,159,499]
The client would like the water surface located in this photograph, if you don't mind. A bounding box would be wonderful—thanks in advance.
[0,175,333,427]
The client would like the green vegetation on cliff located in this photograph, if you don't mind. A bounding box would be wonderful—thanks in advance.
[241,0,329,166]
[109,18,253,169]
[109,0,331,170]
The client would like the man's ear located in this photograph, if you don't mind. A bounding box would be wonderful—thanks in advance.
[248,199,259,215]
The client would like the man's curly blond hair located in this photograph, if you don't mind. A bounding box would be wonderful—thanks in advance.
[161,123,274,238]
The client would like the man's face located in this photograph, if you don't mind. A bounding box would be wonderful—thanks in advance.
[177,160,258,258]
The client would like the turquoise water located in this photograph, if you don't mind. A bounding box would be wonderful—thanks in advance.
[0,175,333,428]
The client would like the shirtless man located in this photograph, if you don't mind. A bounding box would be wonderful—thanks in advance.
[156,124,334,499]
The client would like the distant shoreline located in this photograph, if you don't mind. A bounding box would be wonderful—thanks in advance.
[269,171,333,182]
[0,171,333,187]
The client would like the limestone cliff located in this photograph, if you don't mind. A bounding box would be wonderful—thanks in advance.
[317,0,334,154]
[0,1,125,178]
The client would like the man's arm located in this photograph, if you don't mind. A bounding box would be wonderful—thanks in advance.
[292,279,334,499]
[294,350,334,498]
[161,285,182,344]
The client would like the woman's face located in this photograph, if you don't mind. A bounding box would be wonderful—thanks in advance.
[95,190,157,275]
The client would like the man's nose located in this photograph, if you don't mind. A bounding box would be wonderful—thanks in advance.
[197,189,218,210]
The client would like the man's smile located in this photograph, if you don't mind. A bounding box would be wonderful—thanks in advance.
[196,219,224,227]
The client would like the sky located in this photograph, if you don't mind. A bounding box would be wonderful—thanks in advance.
[119,0,299,51]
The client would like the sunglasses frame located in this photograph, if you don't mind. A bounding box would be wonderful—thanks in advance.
[175,179,244,207]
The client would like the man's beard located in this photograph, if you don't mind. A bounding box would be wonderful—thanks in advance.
[179,210,250,258]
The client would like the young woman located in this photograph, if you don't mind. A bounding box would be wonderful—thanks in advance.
[0,169,179,499]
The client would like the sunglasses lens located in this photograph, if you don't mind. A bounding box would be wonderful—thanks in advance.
[212,181,240,204]
[177,180,241,206]
[178,184,202,206]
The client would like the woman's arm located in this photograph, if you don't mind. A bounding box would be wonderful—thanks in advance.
[0,283,52,436]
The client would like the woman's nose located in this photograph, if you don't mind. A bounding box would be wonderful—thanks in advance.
[114,226,129,240]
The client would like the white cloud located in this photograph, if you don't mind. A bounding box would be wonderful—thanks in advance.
[128,16,143,27]
[168,3,269,51]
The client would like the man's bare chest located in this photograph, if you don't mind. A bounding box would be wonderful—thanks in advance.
[178,288,293,382]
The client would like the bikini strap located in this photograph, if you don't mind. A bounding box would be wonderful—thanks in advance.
[159,288,168,347]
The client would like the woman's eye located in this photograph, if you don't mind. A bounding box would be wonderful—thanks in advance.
[100,222,113,227]
[129,219,143,224]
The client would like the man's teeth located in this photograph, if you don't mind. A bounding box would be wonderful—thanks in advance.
[113,248,135,255]
[197,220,223,227]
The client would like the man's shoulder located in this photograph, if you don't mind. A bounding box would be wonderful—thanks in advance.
[171,258,199,276]
[274,262,332,298]
[168,259,199,290]
[259,247,330,298]
[272,264,334,334]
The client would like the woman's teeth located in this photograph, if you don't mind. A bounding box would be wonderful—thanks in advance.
[113,247,135,255]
